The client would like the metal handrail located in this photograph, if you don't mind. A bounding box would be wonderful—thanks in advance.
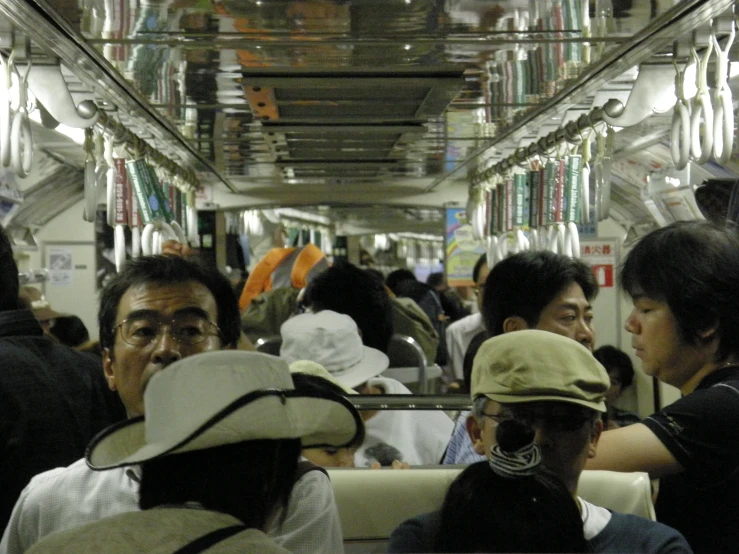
[349,394,471,411]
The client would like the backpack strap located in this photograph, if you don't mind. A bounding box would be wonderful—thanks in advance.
[172,524,246,554]
[295,459,328,482]
[238,247,296,312]
[290,244,326,290]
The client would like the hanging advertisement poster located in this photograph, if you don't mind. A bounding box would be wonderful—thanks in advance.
[446,208,485,287]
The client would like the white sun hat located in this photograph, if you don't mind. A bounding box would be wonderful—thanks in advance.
[280,310,390,389]
[86,350,362,470]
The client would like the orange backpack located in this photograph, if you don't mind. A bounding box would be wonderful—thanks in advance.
[238,244,328,312]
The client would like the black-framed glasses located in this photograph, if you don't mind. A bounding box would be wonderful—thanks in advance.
[480,411,507,424]
[114,314,221,347]
[481,409,593,433]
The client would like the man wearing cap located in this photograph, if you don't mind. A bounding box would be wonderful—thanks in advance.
[25,350,363,554]
[443,250,599,465]
[1,255,346,554]
[388,331,691,553]
[280,310,454,467]
[0,226,124,534]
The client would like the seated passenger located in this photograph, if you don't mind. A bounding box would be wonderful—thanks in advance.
[386,269,447,365]
[593,345,641,429]
[305,261,393,353]
[280,310,454,467]
[436,419,587,553]
[290,363,364,468]
[25,350,362,554]
[1,255,345,554]
[388,331,692,554]
[443,250,598,465]
[365,269,439,365]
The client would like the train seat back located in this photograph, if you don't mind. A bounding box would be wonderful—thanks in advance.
[327,467,655,552]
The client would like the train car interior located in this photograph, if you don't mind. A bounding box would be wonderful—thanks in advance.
[2,0,738,550]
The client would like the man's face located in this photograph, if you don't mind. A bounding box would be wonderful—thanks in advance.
[535,282,595,351]
[469,399,601,493]
[624,294,710,391]
[475,263,490,313]
[103,281,222,417]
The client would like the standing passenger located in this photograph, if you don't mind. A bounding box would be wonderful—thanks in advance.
[443,250,598,465]
[587,221,739,554]
[444,254,489,382]
[1,255,345,554]
[0,225,123,532]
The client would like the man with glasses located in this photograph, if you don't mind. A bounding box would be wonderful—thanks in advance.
[389,331,691,553]
[1,255,345,554]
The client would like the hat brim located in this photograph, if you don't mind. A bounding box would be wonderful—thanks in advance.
[482,392,607,413]
[86,389,363,470]
[326,346,389,389]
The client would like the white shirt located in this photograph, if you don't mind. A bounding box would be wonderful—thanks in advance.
[444,313,484,380]
[0,458,343,554]
[355,377,454,467]
[579,497,612,540]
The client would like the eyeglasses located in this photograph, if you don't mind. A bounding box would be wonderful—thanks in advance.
[481,409,593,433]
[480,411,506,424]
[114,314,221,347]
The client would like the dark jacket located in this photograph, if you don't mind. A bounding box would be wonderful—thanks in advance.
[0,310,125,530]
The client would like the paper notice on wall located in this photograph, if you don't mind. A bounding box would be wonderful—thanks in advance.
[48,247,74,286]
[580,239,618,288]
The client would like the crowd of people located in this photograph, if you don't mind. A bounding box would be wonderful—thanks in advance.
[0,219,737,553]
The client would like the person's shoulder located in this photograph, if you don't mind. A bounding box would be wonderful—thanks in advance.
[22,458,95,497]
[387,511,440,553]
[446,312,479,332]
[599,512,693,553]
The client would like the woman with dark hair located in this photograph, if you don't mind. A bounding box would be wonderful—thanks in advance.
[434,419,587,553]
[26,351,362,553]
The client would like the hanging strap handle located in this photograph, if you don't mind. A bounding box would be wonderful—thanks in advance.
[172,524,247,554]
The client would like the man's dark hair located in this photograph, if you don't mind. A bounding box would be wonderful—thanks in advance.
[99,255,241,352]
[304,261,393,353]
[0,225,20,312]
[620,220,739,362]
[139,439,300,528]
[482,251,599,337]
[49,315,90,348]
[593,345,634,388]
[385,269,417,294]
[472,254,488,284]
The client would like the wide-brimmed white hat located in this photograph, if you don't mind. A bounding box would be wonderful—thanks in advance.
[86,351,362,470]
[280,310,389,389]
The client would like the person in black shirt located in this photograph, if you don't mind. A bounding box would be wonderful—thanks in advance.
[587,221,739,554]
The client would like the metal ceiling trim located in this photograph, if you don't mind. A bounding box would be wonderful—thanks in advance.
[0,0,237,193]
[423,0,734,193]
